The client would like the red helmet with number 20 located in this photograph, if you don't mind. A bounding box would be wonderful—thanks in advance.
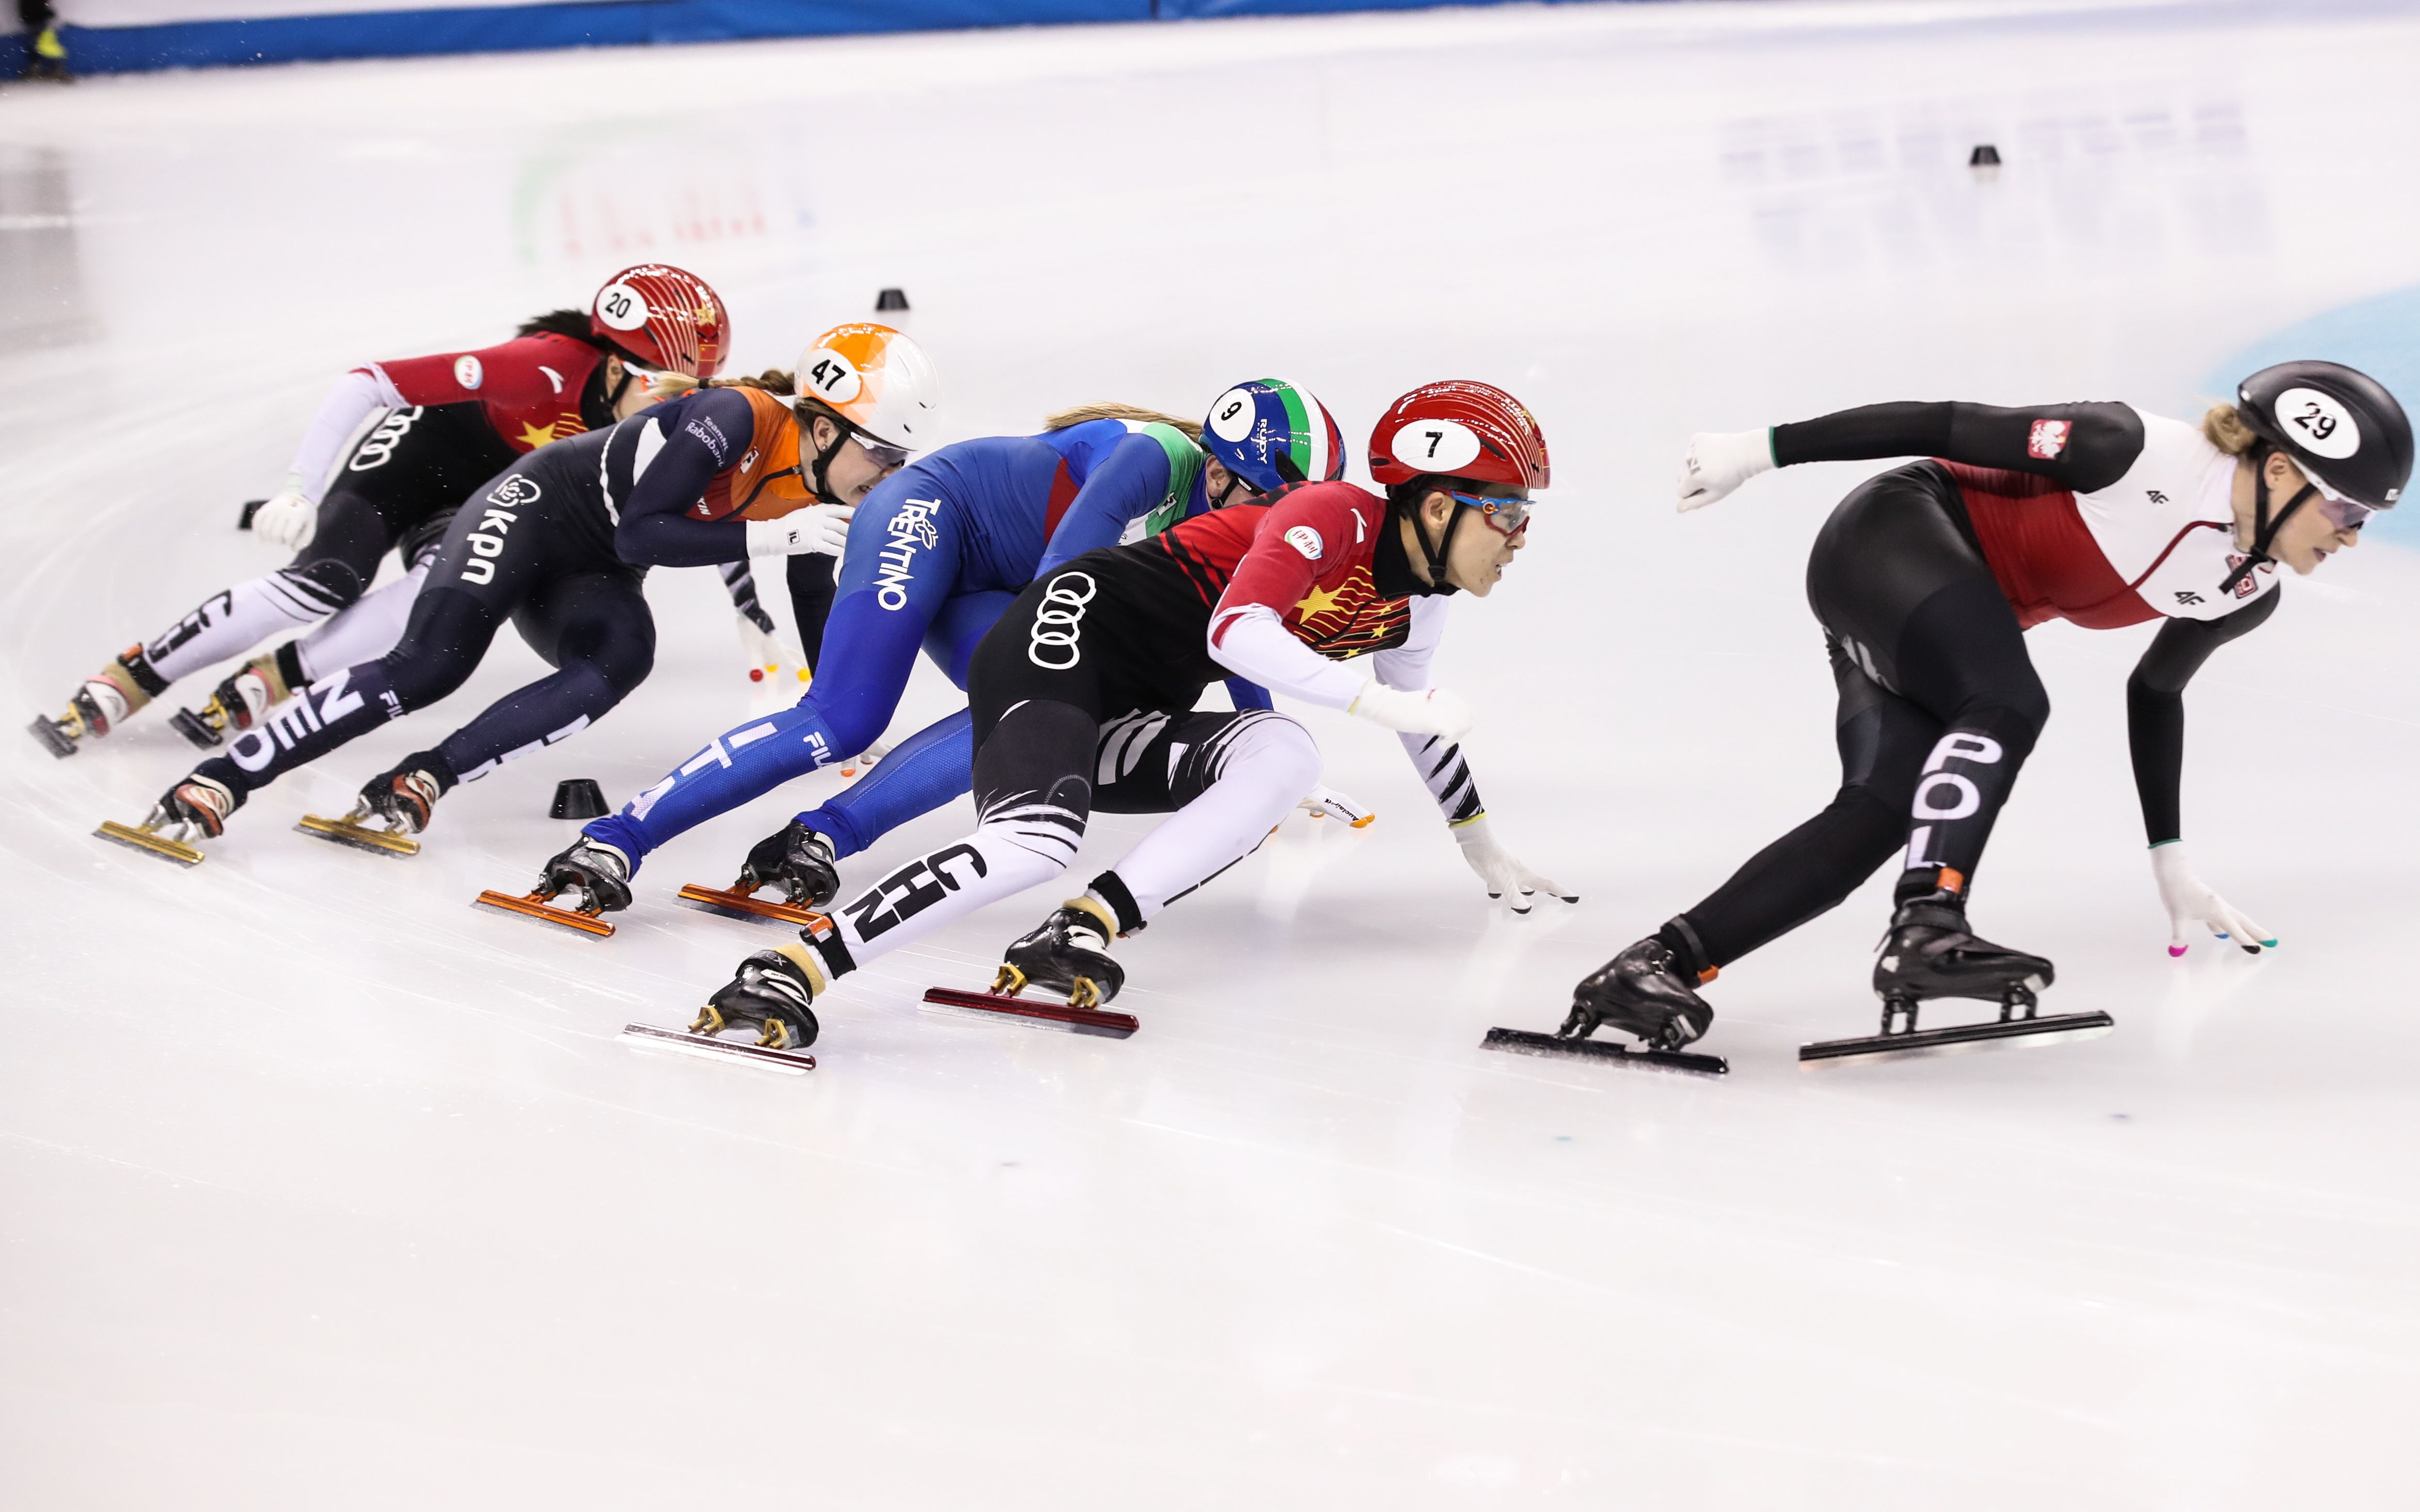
[590,264,730,380]
[1367,380,1551,492]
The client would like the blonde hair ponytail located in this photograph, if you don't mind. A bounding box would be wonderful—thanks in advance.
[1045,402,1204,443]
[2202,402,2261,456]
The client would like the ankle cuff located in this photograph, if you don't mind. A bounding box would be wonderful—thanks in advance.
[1084,872,1143,936]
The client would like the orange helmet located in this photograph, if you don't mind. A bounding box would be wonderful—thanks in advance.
[590,264,729,379]
[793,322,941,452]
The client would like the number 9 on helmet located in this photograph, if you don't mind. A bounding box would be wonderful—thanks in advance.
[1200,378,1346,493]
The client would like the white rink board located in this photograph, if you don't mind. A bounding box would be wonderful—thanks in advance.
[5,3,2420,1507]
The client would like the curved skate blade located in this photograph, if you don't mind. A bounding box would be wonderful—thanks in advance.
[921,986,1138,1039]
[295,812,420,857]
[1482,1026,1728,1077]
[619,1022,814,1074]
[674,883,829,930]
[474,890,615,938]
[93,820,204,867]
[1798,1010,2114,1067]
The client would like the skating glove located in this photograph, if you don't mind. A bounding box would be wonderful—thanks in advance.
[747,504,854,558]
[1676,429,1775,511]
[1350,679,1474,740]
[1298,784,1373,826]
[251,478,317,551]
[2150,841,2275,956]
[1453,816,1576,916]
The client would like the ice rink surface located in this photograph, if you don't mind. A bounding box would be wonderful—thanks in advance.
[7,1,2420,1504]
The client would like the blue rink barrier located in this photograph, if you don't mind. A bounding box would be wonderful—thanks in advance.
[4,0,1594,76]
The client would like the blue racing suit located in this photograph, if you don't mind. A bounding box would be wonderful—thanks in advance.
[585,417,1257,869]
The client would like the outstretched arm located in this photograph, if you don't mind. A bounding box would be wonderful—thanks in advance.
[1680,400,2147,508]
[2127,592,2280,954]
[1373,600,1572,913]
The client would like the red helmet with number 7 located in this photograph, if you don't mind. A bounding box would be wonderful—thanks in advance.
[590,264,730,379]
[1367,380,1551,491]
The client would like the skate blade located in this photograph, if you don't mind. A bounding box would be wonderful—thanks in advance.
[921,986,1138,1039]
[295,812,421,857]
[473,890,615,938]
[674,883,830,930]
[29,716,78,759]
[1481,1026,1728,1077]
[93,820,204,868]
[167,708,224,750]
[1798,1010,2115,1067]
[619,1022,815,1074]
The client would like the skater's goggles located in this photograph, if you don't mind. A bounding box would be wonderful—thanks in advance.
[2290,458,2377,531]
[846,427,912,471]
[1450,491,1533,537]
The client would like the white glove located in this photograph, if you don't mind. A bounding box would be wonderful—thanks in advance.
[1452,816,1575,916]
[1350,679,1475,740]
[252,484,318,551]
[2150,841,2274,957]
[746,504,854,558]
[1298,784,1374,828]
[1676,429,1775,512]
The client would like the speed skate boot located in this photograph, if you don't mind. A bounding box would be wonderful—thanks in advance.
[694,948,825,1049]
[31,647,161,757]
[995,897,1125,1008]
[1872,888,2054,1033]
[170,655,291,750]
[542,837,633,915]
[1561,935,1715,1050]
[738,819,841,908]
[359,753,450,835]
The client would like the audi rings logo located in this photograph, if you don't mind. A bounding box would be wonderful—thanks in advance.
[1026,572,1097,670]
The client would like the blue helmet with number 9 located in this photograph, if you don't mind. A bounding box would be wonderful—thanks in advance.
[1200,379,1346,497]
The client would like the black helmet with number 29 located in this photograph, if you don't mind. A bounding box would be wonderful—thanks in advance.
[2218,360,2412,594]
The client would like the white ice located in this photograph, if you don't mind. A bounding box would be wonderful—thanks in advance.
[6,2,2420,1505]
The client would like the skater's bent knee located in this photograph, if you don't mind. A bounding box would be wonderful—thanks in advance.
[1226,712,1322,796]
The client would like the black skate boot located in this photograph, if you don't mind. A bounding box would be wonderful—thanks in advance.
[1796,888,2106,1064]
[1561,936,1715,1050]
[1872,888,2054,1031]
[694,948,824,1049]
[542,837,633,915]
[738,819,841,908]
[97,773,241,867]
[359,754,450,835]
[170,656,288,750]
[994,898,1125,1008]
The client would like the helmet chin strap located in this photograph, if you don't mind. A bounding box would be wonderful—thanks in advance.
[805,416,854,505]
[2219,443,2316,595]
[1411,489,1467,588]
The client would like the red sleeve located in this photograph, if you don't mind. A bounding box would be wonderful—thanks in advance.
[366,333,599,410]
[1211,484,1375,638]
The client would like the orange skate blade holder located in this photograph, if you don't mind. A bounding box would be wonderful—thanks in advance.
[295,811,420,857]
[675,882,830,931]
[474,889,615,937]
[94,819,205,867]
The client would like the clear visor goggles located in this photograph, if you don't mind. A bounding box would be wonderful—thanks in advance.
[2286,458,2376,533]
[1449,490,1533,536]
[848,429,912,471]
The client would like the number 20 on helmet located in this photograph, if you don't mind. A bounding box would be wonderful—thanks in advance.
[589,264,730,380]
